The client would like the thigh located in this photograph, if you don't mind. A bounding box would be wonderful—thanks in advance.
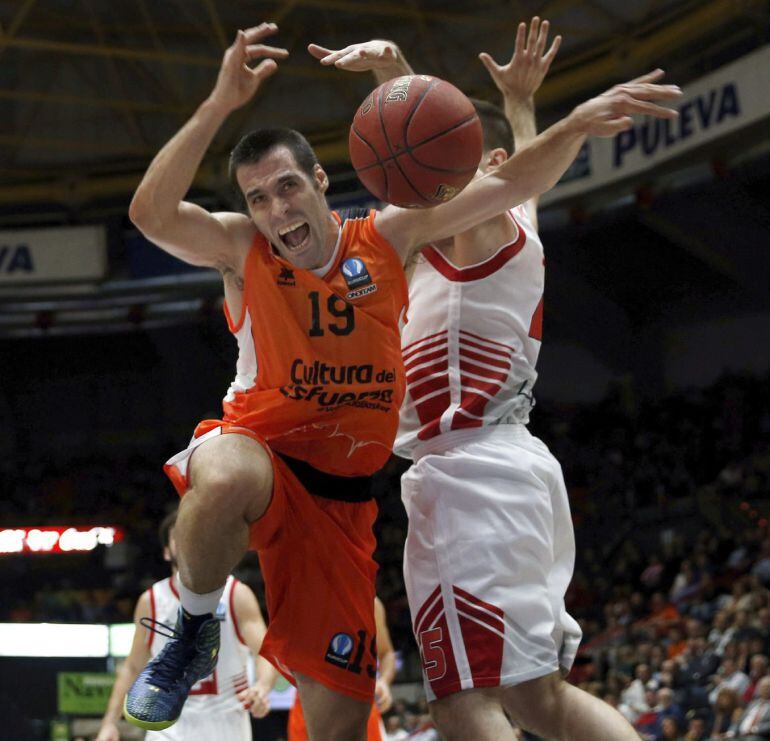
[429,686,517,741]
[295,672,370,741]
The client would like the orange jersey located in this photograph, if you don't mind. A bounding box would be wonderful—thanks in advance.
[217,208,408,476]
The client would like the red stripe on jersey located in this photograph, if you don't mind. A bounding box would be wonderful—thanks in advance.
[459,330,516,354]
[168,576,179,600]
[406,360,448,385]
[403,329,447,354]
[459,360,509,383]
[457,390,494,417]
[450,414,484,431]
[423,214,525,283]
[460,376,504,396]
[415,390,451,423]
[458,347,511,371]
[403,335,448,362]
[458,336,513,361]
[409,375,449,401]
[405,346,448,372]
[529,296,544,341]
[417,418,443,441]
[230,579,247,646]
[414,585,443,636]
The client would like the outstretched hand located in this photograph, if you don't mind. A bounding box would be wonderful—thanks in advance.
[308,40,409,74]
[209,23,288,112]
[479,16,561,103]
[237,682,271,718]
[573,69,680,137]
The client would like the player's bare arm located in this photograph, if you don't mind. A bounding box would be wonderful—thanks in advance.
[374,597,397,713]
[480,16,561,227]
[308,39,413,85]
[95,591,152,741]
[231,581,278,718]
[129,23,288,271]
[375,73,681,260]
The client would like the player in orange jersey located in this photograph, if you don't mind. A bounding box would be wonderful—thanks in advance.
[123,18,680,739]
[288,597,396,741]
[311,16,649,741]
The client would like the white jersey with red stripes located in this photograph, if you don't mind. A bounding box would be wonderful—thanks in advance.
[144,575,252,741]
[394,204,543,459]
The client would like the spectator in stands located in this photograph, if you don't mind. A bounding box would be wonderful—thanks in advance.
[709,657,750,705]
[709,687,740,738]
[730,676,770,739]
[742,655,769,703]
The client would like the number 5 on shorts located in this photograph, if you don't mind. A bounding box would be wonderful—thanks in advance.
[419,626,446,681]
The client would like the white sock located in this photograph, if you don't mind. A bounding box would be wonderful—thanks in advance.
[178,579,225,616]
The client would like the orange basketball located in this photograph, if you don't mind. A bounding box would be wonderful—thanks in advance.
[349,75,483,208]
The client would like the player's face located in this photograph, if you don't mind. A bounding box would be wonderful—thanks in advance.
[237,146,338,270]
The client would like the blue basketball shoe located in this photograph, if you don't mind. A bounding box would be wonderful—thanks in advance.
[123,608,220,730]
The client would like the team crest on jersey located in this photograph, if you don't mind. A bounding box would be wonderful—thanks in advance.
[341,258,372,289]
[325,632,354,668]
[277,266,296,287]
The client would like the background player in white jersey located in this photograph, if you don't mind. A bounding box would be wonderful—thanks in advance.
[312,17,648,740]
[96,510,276,741]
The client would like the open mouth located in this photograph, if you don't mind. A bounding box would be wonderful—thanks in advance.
[278,221,310,252]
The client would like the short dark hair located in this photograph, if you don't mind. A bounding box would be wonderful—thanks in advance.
[158,509,177,550]
[470,98,514,155]
[228,127,319,191]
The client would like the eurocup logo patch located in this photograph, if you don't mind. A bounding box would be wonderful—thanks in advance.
[341,258,372,289]
[325,632,354,668]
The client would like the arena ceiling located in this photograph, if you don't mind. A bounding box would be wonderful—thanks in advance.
[0,0,767,216]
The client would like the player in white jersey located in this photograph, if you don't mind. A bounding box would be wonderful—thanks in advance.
[96,510,277,741]
[312,17,652,740]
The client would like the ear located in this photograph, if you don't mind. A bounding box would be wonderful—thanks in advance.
[484,147,508,169]
[314,163,329,193]
[163,546,171,563]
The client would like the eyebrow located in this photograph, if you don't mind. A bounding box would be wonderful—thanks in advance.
[245,173,298,201]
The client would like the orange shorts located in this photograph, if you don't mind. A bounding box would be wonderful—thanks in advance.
[164,422,379,703]
[288,695,383,741]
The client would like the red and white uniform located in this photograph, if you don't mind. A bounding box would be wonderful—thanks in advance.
[144,576,252,741]
[394,205,582,701]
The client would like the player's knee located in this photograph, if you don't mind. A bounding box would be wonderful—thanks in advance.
[190,443,272,516]
[502,673,564,735]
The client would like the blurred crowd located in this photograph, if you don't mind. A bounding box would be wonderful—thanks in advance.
[2,372,770,739]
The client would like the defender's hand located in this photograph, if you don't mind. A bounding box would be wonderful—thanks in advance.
[479,16,561,103]
[209,23,288,112]
[308,40,408,74]
[374,678,393,713]
[570,70,680,138]
[238,682,271,718]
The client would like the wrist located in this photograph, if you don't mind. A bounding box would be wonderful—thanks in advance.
[504,93,535,111]
[200,94,236,121]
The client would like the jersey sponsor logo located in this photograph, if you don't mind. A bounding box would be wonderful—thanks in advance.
[277,266,296,286]
[341,258,372,289]
[325,632,354,667]
[280,359,397,413]
[346,283,378,301]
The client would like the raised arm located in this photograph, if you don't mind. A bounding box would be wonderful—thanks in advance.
[479,16,561,228]
[129,24,288,269]
[308,40,413,85]
[375,72,681,260]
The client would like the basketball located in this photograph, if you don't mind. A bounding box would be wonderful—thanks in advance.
[349,75,483,208]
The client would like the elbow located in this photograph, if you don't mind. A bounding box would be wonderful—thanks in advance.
[128,192,164,238]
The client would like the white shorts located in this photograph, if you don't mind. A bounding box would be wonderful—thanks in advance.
[401,424,582,701]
